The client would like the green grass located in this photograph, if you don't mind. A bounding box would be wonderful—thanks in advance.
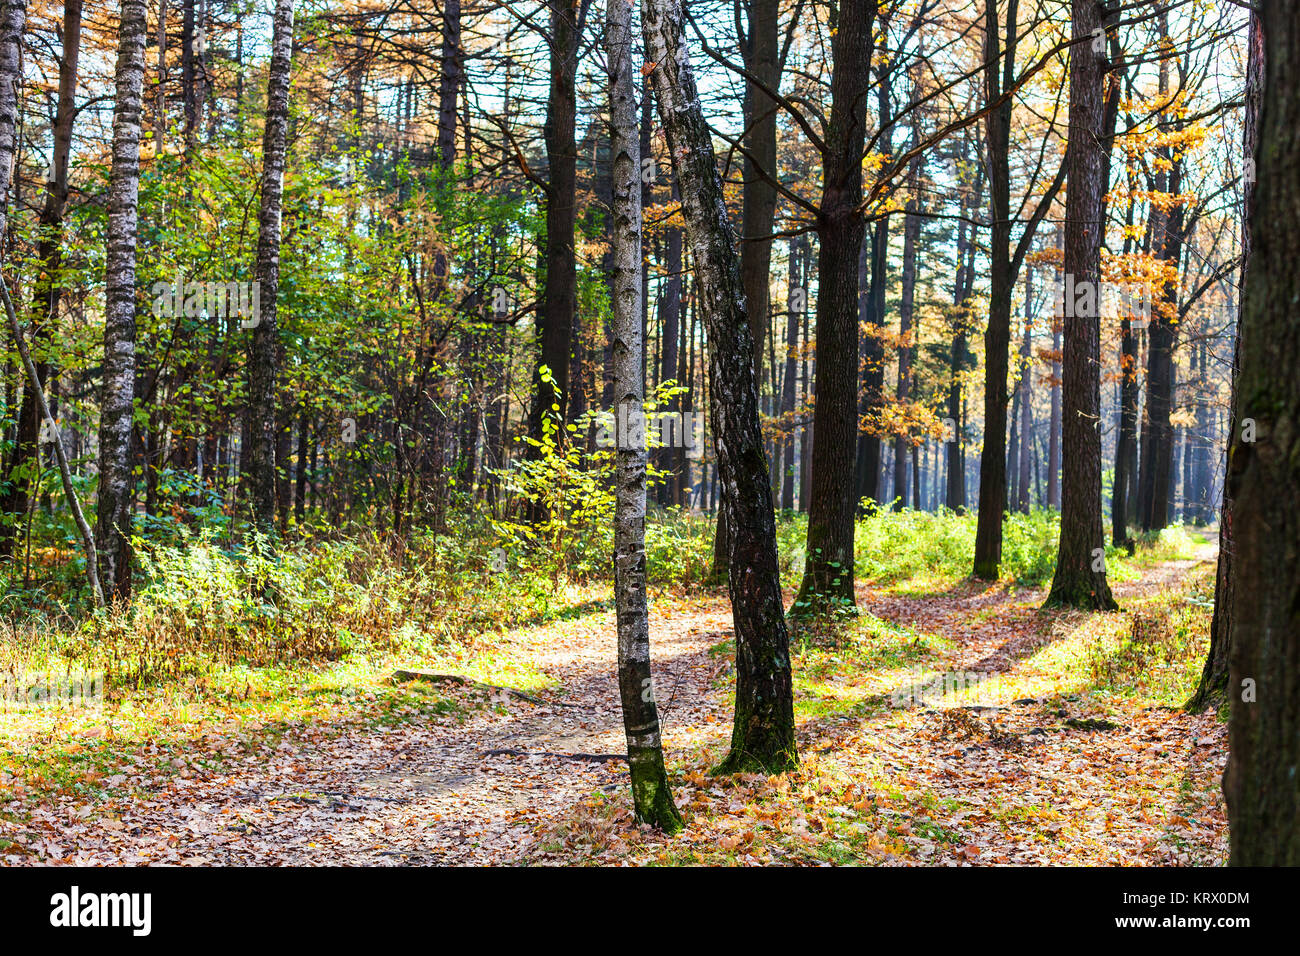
[1019,564,1216,707]
[844,509,1206,593]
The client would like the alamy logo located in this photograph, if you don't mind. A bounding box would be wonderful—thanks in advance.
[151,273,261,328]
[49,886,151,936]
[1,671,103,709]
[1053,274,1153,327]
[892,668,992,708]
[595,402,705,459]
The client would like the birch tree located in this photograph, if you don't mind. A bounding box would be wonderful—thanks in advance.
[96,0,150,603]
[642,0,796,773]
[242,0,294,532]
[607,0,681,830]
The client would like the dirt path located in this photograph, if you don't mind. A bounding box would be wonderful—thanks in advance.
[37,595,735,865]
[12,545,1223,866]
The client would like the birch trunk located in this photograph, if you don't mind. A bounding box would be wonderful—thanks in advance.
[97,0,149,603]
[642,0,796,773]
[241,0,294,532]
[607,0,681,831]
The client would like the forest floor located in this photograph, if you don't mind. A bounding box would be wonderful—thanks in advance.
[0,542,1228,866]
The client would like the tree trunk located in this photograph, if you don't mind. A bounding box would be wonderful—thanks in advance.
[855,53,893,517]
[799,272,813,512]
[1224,0,1300,864]
[739,0,779,374]
[712,0,781,578]
[97,0,150,602]
[893,148,922,512]
[1136,22,1181,534]
[528,0,584,457]
[642,0,796,773]
[437,0,461,170]
[240,0,294,534]
[657,187,682,506]
[607,0,682,830]
[1045,0,1116,610]
[1190,8,1262,714]
[181,0,196,154]
[1112,310,1139,546]
[972,0,1018,579]
[794,0,877,614]
[0,0,80,559]
[1017,272,1033,514]
[779,235,803,511]
[946,149,980,513]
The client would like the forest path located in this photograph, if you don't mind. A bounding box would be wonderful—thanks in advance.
[9,541,1221,865]
[26,593,736,865]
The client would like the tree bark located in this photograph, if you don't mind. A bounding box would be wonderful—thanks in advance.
[973,0,1018,579]
[779,235,804,511]
[1017,270,1033,513]
[794,0,877,614]
[241,0,294,533]
[947,143,980,513]
[642,0,796,773]
[528,0,586,458]
[1112,314,1139,545]
[855,48,893,517]
[437,0,461,170]
[893,147,923,512]
[97,0,149,602]
[1136,20,1181,533]
[607,0,682,831]
[1190,8,1262,714]
[1045,0,1116,610]
[1224,0,1300,864]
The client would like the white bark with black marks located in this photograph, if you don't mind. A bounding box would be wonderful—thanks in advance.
[242,0,294,532]
[607,0,681,831]
[97,0,149,603]
[642,0,796,773]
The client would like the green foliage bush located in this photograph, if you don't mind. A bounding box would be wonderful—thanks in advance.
[851,508,1060,587]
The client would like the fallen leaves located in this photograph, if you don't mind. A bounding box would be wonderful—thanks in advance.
[0,563,1229,867]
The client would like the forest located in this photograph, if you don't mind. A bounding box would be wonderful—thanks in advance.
[0,0,1295,883]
